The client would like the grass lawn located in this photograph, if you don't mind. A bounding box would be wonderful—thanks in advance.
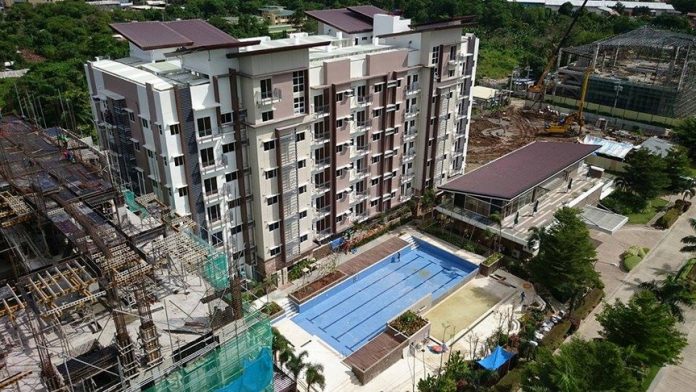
[624,198,669,224]
[641,366,661,391]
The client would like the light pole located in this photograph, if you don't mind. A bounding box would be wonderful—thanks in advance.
[612,84,623,120]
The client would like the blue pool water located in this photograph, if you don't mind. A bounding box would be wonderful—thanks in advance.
[293,240,478,356]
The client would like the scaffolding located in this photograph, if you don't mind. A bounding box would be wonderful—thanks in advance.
[145,311,273,392]
[554,26,696,119]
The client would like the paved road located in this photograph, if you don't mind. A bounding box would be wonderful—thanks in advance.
[571,204,696,391]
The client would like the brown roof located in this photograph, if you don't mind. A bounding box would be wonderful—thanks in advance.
[439,142,600,200]
[305,6,388,34]
[111,20,253,51]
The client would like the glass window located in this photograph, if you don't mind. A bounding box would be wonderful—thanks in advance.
[260,78,272,99]
[293,71,304,93]
[197,117,212,137]
[200,147,214,167]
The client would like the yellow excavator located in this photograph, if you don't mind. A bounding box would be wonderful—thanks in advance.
[544,66,592,136]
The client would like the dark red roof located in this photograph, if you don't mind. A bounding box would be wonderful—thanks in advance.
[111,20,254,51]
[305,6,388,34]
[439,142,600,200]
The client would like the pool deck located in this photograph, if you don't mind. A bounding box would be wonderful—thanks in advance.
[344,331,402,371]
[337,237,408,276]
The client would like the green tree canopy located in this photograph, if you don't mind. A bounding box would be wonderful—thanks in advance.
[664,146,692,193]
[597,290,687,368]
[675,118,696,160]
[523,338,641,392]
[618,149,670,201]
[528,207,600,302]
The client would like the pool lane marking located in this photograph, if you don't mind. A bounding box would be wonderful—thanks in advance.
[303,253,423,323]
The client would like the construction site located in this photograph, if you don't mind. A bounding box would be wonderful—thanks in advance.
[0,116,273,392]
[551,27,696,125]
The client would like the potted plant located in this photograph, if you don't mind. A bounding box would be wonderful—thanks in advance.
[479,252,504,276]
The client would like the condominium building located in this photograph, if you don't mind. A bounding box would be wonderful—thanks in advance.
[85,6,478,283]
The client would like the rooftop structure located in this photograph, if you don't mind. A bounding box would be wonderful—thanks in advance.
[86,13,479,286]
[640,136,676,158]
[0,117,272,391]
[551,27,696,122]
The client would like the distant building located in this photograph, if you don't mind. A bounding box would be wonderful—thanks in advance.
[639,136,676,158]
[507,0,678,16]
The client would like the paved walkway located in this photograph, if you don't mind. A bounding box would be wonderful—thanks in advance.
[569,202,696,391]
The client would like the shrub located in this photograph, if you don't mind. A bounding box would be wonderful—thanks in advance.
[483,253,504,266]
[675,199,692,213]
[570,288,605,321]
[602,190,647,214]
[288,258,313,281]
[389,310,428,336]
[494,367,524,392]
[656,208,680,229]
[540,320,572,351]
[261,301,283,317]
[622,255,642,271]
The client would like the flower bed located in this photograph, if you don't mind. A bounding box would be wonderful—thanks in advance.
[289,270,346,302]
[261,301,284,319]
[480,253,503,276]
[388,310,428,336]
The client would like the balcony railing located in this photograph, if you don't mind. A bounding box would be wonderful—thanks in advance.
[200,156,227,175]
[314,104,329,117]
[406,83,420,94]
[403,106,419,119]
[357,95,372,105]
[312,132,330,145]
[255,88,282,106]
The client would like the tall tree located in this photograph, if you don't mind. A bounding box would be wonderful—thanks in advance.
[618,149,670,202]
[528,207,600,302]
[682,218,696,254]
[597,290,687,368]
[304,363,326,392]
[663,146,692,193]
[674,117,696,160]
[523,339,641,392]
[639,274,695,322]
[286,350,308,384]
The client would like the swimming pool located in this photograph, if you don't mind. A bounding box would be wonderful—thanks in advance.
[293,239,478,356]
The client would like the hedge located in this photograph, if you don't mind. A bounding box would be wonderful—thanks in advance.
[493,366,524,392]
[540,320,572,351]
[622,255,643,271]
[656,208,680,229]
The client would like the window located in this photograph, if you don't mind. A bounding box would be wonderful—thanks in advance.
[299,185,307,194]
[449,46,457,61]
[141,118,149,129]
[372,108,383,117]
[448,69,455,77]
[133,141,140,151]
[178,187,188,197]
[270,246,281,256]
[268,221,280,231]
[263,140,275,151]
[372,156,381,163]
[336,92,344,102]
[372,133,381,141]
[146,149,154,158]
[293,71,304,93]
[197,117,212,137]
[226,171,238,182]
[431,46,440,65]
[222,142,235,154]
[337,191,344,201]
[293,97,305,114]
[296,132,305,142]
[204,177,218,195]
[397,79,402,87]
[267,195,278,206]
[128,111,135,122]
[230,224,243,235]
[299,210,307,219]
[336,118,344,128]
[156,124,162,134]
[210,231,223,247]
[298,159,306,169]
[169,124,180,135]
[337,145,344,153]
[357,85,366,98]
[313,95,326,113]
[174,156,184,166]
[207,204,221,222]
[228,198,242,209]
[300,234,308,242]
[221,112,233,124]
[371,199,379,207]
[371,178,379,186]
[265,168,277,179]
[262,110,274,122]
[374,84,383,93]
[201,147,215,167]
[260,78,272,99]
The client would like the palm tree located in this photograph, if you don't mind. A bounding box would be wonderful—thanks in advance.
[489,211,503,252]
[286,350,309,388]
[421,187,437,218]
[304,363,326,391]
[272,327,291,364]
[681,218,696,253]
[681,179,696,201]
[639,274,695,322]
[527,226,547,250]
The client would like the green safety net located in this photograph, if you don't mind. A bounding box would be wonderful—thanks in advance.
[146,312,273,392]
[186,230,230,291]
[123,188,148,217]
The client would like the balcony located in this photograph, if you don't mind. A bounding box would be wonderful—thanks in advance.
[313,181,330,194]
[200,156,227,175]
[313,156,331,171]
[350,145,369,159]
[448,58,458,67]
[350,191,369,205]
[406,83,420,95]
[403,106,419,119]
[314,205,330,219]
[312,131,330,146]
[349,167,369,182]
[401,169,415,182]
[402,129,417,142]
[255,88,282,106]
[351,120,369,134]
[356,95,372,106]
[314,104,329,118]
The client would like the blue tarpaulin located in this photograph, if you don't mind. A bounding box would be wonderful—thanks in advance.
[330,237,345,251]
[477,346,514,371]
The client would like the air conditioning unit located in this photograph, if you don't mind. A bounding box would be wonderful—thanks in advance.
[344,89,355,97]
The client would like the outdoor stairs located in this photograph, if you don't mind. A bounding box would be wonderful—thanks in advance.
[402,235,417,249]
[276,297,298,321]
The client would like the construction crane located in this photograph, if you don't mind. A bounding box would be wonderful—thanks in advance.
[545,66,592,136]
[527,0,591,108]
